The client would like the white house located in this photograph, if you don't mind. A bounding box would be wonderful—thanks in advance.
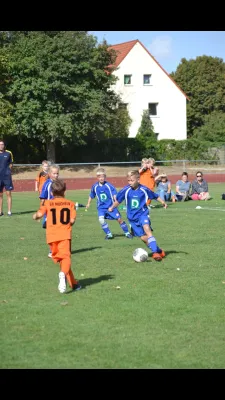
[108,39,189,140]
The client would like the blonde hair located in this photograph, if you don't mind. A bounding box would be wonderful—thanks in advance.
[49,164,60,172]
[148,158,155,164]
[127,170,140,178]
[96,168,106,176]
[141,158,148,164]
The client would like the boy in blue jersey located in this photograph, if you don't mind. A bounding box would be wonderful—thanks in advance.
[108,170,167,261]
[39,164,60,257]
[0,140,14,216]
[86,168,132,240]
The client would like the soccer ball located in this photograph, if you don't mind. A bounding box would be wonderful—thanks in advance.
[133,248,148,263]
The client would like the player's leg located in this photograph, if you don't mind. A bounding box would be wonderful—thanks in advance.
[4,178,13,215]
[140,215,165,261]
[108,208,132,238]
[98,210,113,239]
[117,216,133,238]
[0,185,3,215]
[5,191,12,215]
[58,240,81,291]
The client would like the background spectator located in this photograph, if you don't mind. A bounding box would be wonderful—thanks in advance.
[191,171,211,200]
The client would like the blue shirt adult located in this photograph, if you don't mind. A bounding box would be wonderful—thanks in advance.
[156,180,170,193]
[175,179,191,194]
[0,150,13,178]
[89,181,117,209]
[116,184,159,221]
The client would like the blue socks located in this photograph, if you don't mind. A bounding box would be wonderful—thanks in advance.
[120,221,129,234]
[101,223,111,235]
[147,236,159,253]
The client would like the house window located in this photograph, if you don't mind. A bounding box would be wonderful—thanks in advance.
[143,74,151,85]
[124,75,132,85]
[148,103,158,116]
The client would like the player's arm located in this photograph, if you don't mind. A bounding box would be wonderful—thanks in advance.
[70,206,76,225]
[33,206,47,220]
[35,178,39,192]
[108,199,120,212]
[86,196,92,209]
[108,188,125,212]
[167,181,171,193]
[8,151,13,170]
[147,188,167,209]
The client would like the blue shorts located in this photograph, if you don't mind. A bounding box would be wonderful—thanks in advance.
[98,207,121,220]
[0,177,14,192]
[129,214,151,237]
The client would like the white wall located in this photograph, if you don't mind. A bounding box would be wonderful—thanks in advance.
[111,42,187,140]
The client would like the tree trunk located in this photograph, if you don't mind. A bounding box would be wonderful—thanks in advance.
[46,141,56,163]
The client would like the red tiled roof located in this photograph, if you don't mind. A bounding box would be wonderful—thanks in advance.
[108,39,190,101]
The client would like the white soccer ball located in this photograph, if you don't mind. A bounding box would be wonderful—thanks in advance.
[133,248,148,263]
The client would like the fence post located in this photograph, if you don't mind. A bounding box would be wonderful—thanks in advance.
[183,160,186,171]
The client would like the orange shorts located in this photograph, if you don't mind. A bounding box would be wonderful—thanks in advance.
[49,239,71,264]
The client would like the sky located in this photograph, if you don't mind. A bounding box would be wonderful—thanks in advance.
[90,31,225,74]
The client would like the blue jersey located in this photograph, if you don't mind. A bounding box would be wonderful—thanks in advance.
[116,184,159,221]
[0,150,13,178]
[90,181,117,209]
[39,178,53,200]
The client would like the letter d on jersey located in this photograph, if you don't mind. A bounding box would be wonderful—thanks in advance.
[131,199,139,208]
[100,193,107,202]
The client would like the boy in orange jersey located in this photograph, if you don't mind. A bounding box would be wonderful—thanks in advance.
[139,158,159,207]
[33,179,81,294]
[35,160,49,195]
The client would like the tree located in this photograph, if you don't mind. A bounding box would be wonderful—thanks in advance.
[193,111,225,143]
[136,110,157,157]
[5,31,120,160]
[0,51,15,135]
[104,103,132,138]
[171,56,225,137]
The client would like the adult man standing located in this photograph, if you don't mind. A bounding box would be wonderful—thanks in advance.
[0,140,14,216]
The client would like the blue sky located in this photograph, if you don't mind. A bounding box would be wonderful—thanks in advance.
[90,31,225,74]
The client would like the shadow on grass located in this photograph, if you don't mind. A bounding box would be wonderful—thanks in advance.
[12,210,37,215]
[71,246,102,254]
[163,250,188,256]
[66,274,115,294]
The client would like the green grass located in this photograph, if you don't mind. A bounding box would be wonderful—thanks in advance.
[1,183,225,369]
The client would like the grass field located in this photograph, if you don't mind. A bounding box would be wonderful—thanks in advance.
[1,183,225,369]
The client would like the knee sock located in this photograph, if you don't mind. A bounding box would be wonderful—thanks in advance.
[147,236,161,253]
[101,223,111,235]
[120,221,129,234]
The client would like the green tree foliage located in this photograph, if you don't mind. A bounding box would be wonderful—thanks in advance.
[193,111,225,144]
[171,56,225,137]
[104,103,132,138]
[0,51,15,135]
[3,31,120,160]
[136,110,157,157]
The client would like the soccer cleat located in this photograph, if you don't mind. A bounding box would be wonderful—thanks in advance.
[125,232,133,239]
[159,250,166,258]
[7,212,12,216]
[58,272,66,293]
[73,283,82,291]
[0,212,4,216]
[48,252,52,258]
[105,233,114,240]
[152,252,163,261]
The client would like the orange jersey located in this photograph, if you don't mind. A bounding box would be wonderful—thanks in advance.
[139,168,155,190]
[36,171,49,193]
[38,198,76,244]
